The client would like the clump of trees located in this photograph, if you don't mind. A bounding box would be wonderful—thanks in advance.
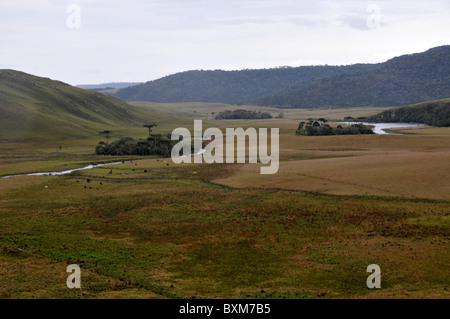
[296,121,374,136]
[95,135,174,157]
[214,109,273,119]
[95,125,176,157]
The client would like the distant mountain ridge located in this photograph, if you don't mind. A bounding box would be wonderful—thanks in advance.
[113,46,450,108]
[77,82,143,90]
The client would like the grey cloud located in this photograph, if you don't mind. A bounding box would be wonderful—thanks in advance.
[338,14,373,31]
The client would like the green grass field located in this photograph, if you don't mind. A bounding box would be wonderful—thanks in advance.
[0,157,448,299]
[0,107,449,299]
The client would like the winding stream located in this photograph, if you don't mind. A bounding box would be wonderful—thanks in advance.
[1,161,125,179]
[1,123,426,179]
[1,148,207,179]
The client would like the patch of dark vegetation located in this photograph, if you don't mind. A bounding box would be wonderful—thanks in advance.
[95,135,175,157]
[95,124,176,157]
[215,109,273,120]
[296,121,374,136]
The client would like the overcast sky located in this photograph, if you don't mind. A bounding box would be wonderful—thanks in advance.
[0,0,449,85]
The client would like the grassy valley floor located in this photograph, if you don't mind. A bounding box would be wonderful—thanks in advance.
[0,120,449,298]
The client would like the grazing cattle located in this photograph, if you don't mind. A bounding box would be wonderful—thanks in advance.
[144,170,148,173]
[86,179,91,183]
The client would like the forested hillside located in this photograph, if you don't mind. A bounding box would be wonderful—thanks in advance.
[113,65,369,104]
[113,46,450,108]
[254,46,450,108]
[366,98,450,127]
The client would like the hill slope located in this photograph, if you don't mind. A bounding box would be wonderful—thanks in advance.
[0,70,160,141]
[113,46,450,108]
[366,98,450,127]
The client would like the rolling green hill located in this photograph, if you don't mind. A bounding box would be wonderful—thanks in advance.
[113,46,450,108]
[366,98,450,127]
[0,70,168,142]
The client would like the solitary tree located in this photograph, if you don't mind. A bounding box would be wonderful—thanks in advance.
[99,130,112,145]
[143,123,157,137]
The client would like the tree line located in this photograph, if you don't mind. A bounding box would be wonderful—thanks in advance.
[214,109,273,119]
